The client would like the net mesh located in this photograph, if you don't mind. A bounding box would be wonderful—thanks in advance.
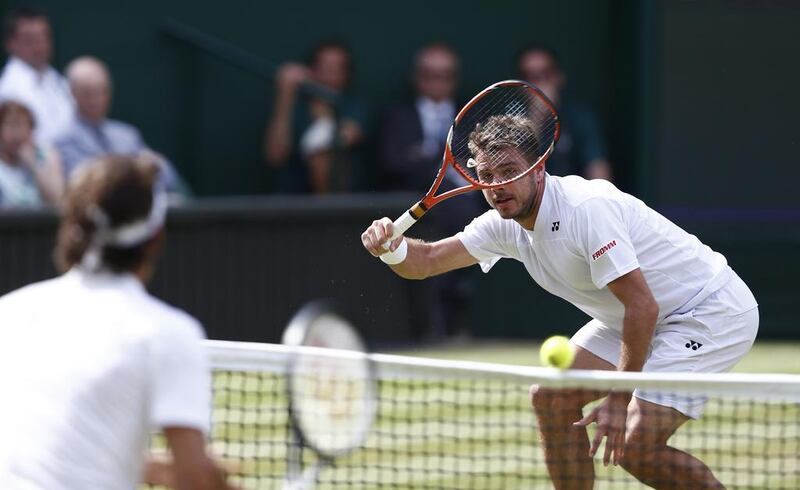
[451,81,559,186]
[152,341,800,489]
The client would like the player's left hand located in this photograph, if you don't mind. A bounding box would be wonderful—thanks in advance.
[573,391,631,466]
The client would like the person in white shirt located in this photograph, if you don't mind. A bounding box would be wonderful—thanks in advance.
[0,7,74,146]
[361,115,758,489]
[0,156,235,489]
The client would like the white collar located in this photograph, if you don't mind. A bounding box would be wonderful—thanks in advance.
[6,56,57,82]
[65,267,145,292]
[416,96,455,113]
[530,173,555,238]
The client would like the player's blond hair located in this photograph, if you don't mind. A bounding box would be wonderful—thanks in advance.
[467,114,540,164]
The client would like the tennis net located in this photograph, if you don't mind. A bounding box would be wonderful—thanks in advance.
[194,340,799,489]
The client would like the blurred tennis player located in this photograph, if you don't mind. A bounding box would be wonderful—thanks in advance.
[362,115,758,489]
[0,156,235,489]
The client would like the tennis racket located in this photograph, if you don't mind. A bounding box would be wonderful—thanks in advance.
[387,79,560,241]
[281,301,378,490]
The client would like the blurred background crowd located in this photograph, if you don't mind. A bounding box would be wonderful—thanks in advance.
[0,5,618,344]
[0,1,796,346]
[0,5,613,210]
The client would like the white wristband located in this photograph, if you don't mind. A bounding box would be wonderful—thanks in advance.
[379,238,408,265]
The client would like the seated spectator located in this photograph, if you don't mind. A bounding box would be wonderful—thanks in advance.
[517,45,612,180]
[55,56,189,197]
[378,43,484,341]
[264,40,366,194]
[0,7,73,147]
[0,100,63,208]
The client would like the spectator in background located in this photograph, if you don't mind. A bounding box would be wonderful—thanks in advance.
[55,56,189,197]
[379,43,484,341]
[379,43,459,191]
[0,7,73,147]
[264,40,366,194]
[518,45,612,180]
[0,100,63,207]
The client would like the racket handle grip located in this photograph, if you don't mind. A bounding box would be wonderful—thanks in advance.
[390,210,418,240]
[379,211,417,264]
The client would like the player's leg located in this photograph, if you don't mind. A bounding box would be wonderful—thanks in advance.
[621,398,724,489]
[621,273,758,489]
[531,319,619,490]
[530,346,612,490]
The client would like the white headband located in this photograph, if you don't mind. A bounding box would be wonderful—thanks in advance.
[81,191,168,270]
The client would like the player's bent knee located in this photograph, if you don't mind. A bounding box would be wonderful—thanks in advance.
[529,384,556,410]
[619,426,666,475]
[529,384,588,412]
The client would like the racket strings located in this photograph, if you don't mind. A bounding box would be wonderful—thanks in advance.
[292,355,374,453]
[451,84,559,185]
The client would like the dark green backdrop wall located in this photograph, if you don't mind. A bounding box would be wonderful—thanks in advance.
[653,0,800,208]
[3,0,645,195]
[1,1,797,340]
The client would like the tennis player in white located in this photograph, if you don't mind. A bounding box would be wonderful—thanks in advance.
[0,156,235,489]
[362,116,758,489]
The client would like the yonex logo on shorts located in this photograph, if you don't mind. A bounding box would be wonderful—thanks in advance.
[591,240,617,261]
[551,221,560,231]
[685,340,703,350]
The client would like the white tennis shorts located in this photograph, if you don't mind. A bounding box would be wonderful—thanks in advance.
[571,269,759,419]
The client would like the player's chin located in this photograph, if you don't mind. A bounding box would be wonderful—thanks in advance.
[493,198,517,217]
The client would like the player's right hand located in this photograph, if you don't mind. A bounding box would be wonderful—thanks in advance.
[361,218,403,257]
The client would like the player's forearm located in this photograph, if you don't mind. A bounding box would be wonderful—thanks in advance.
[142,454,174,487]
[387,236,478,280]
[388,238,433,280]
[618,301,658,372]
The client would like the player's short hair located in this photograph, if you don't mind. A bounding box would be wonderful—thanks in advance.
[3,6,49,43]
[55,156,161,274]
[467,114,541,165]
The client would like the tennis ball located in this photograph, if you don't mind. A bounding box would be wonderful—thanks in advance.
[539,336,575,369]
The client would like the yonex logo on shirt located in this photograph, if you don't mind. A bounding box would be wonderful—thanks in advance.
[591,240,617,261]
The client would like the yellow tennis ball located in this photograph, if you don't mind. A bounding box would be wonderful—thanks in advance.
[539,336,575,369]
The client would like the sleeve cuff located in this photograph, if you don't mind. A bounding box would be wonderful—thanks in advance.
[594,261,640,289]
[456,232,502,273]
[152,414,210,435]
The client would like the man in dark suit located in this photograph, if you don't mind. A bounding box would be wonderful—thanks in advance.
[379,43,458,192]
[378,43,484,341]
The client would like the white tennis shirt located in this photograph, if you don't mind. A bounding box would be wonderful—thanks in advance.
[457,174,743,330]
[0,57,75,147]
[0,269,210,490]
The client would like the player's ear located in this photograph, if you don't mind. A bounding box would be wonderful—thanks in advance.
[534,165,545,182]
